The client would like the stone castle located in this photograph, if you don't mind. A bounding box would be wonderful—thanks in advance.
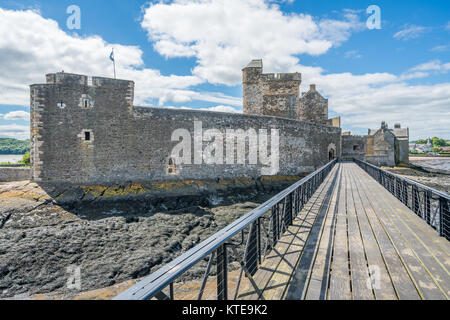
[341,122,409,166]
[243,59,340,127]
[29,59,407,186]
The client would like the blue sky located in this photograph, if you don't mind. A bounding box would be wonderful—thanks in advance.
[0,0,449,140]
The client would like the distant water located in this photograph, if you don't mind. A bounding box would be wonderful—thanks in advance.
[0,154,24,163]
[413,158,450,172]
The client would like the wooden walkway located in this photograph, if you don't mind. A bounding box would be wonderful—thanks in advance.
[238,162,450,300]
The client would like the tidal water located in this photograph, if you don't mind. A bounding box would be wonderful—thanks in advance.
[0,154,24,163]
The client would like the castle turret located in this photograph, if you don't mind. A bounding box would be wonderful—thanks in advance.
[242,59,301,119]
[242,59,264,115]
[297,84,328,125]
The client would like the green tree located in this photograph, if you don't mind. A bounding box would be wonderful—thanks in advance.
[0,138,30,154]
[431,137,448,147]
[19,152,30,165]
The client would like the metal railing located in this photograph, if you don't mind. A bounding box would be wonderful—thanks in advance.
[114,159,337,300]
[354,159,450,241]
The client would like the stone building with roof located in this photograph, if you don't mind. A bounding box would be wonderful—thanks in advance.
[342,121,409,166]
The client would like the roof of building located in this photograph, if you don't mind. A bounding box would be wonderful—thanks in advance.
[244,59,263,69]
[368,123,408,138]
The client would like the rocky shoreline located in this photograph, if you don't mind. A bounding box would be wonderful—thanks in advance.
[2,160,449,300]
[0,178,298,300]
[384,162,450,195]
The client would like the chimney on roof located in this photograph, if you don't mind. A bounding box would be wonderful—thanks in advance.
[394,123,401,129]
[310,84,316,92]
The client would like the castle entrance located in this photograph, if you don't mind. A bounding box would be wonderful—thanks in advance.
[329,149,335,161]
[328,143,336,161]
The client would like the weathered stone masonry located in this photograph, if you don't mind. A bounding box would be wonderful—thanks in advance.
[30,69,341,186]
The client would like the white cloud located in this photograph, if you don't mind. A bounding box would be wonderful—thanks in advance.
[2,111,29,120]
[409,60,450,72]
[1,6,449,140]
[431,44,449,52]
[0,124,29,139]
[167,105,241,113]
[394,25,428,40]
[141,0,364,85]
[344,50,362,59]
[291,60,450,140]
[0,8,236,107]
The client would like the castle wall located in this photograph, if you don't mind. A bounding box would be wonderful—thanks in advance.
[365,129,396,166]
[341,135,366,161]
[31,74,341,185]
[297,85,328,125]
[397,139,409,164]
[0,167,30,182]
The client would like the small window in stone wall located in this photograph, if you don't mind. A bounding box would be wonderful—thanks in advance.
[167,157,177,175]
[57,100,66,109]
[78,129,94,143]
[353,145,359,151]
[79,94,94,109]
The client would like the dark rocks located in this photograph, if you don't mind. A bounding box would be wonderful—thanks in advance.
[0,181,288,299]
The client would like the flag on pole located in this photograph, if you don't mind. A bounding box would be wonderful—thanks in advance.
[110,48,116,79]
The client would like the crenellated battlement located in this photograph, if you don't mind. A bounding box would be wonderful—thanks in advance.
[260,72,301,82]
[242,59,331,126]
[44,72,134,87]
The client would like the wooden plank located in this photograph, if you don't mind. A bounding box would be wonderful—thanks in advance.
[265,177,333,300]
[328,164,351,300]
[353,165,449,299]
[347,165,397,300]
[284,164,341,300]
[344,164,374,300]
[238,164,338,299]
[348,164,421,300]
[363,171,450,261]
[262,165,339,300]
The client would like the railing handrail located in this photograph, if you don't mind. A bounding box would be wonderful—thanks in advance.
[114,158,337,300]
[354,158,450,200]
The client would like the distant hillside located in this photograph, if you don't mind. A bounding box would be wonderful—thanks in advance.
[0,138,30,155]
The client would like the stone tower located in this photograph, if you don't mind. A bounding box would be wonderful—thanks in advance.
[242,59,301,119]
[30,72,134,182]
[297,84,329,125]
[242,59,335,126]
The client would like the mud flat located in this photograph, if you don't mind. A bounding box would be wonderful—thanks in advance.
[409,156,450,174]
[384,159,450,194]
[0,178,298,300]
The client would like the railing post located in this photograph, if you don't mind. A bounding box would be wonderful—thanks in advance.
[284,193,292,227]
[439,197,449,241]
[217,245,228,300]
[403,180,409,206]
[412,185,420,216]
[245,222,258,276]
[257,218,262,265]
[424,190,431,225]
[271,206,278,245]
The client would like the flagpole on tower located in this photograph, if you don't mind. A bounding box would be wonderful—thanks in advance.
[110,48,116,79]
